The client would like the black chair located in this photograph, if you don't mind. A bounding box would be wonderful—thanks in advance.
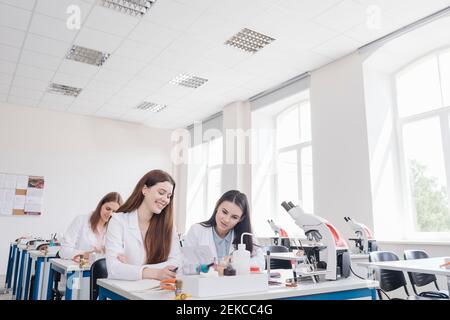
[369,251,411,300]
[90,258,108,300]
[404,250,449,299]
[50,252,65,300]
[263,245,292,270]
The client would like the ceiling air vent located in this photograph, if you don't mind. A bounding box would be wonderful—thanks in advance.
[136,101,167,113]
[47,83,82,97]
[225,28,275,54]
[66,45,110,67]
[98,0,156,17]
[169,73,208,89]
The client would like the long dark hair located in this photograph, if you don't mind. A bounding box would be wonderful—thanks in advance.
[201,190,253,253]
[117,170,175,264]
[89,192,123,233]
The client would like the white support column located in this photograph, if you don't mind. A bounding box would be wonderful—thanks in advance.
[222,101,252,202]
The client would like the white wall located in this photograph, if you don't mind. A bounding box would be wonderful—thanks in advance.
[310,53,374,240]
[0,102,173,273]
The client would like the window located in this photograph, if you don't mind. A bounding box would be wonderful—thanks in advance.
[396,49,450,236]
[185,137,223,231]
[275,101,313,236]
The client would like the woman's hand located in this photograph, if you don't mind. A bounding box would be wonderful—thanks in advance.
[72,251,93,263]
[117,254,128,263]
[142,265,177,280]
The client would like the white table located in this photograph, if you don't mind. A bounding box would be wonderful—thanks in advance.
[27,250,57,300]
[97,270,378,300]
[358,257,450,298]
[46,258,91,300]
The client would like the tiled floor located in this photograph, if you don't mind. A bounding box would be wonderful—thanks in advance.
[0,275,13,300]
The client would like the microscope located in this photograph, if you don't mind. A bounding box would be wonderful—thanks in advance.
[344,217,378,254]
[267,219,291,248]
[281,201,350,281]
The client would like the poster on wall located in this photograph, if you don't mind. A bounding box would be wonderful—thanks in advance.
[0,173,45,216]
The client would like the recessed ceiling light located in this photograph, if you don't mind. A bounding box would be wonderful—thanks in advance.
[169,73,208,89]
[47,83,82,97]
[98,0,156,17]
[225,28,275,54]
[136,101,167,113]
[66,45,110,66]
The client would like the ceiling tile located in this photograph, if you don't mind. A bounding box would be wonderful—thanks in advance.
[23,33,71,57]
[76,88,112,103]
[0,44,21,63]
[144,0,204,31]
[57,59,100,78]
[7,95,39,107]
[35,0,93,22]
[39,92,76,106]
[0,60,16,74]
[311,35,362,59]
[0,0,36,11]
[10,86,43,100]
[16,64,55,81]
[0,26,26,48]
[0,73,13,85]
[12,75,49,91]
[69,98,100,111]
[20,49,62,70]
[29,13,79,43]
[0,3,32,30]
[52,72,91,88]
[313,0,367,33]
[93,68,133,86]
[94,109,125,119]
[0,93,7,102]
[276,0,342,20]
[115,39,161,62]
[84,79,122,93]
[0,83,9,95]
[74,27,123,53]
[128,21,179,48]
[103,55,146,76]
[84,5,139,37]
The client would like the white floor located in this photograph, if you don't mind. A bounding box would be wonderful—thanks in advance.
[0,275,13,300]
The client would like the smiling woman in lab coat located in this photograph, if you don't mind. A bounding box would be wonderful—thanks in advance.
[59,192,123,261]
[105,170,181,281]
[184,190,265,271]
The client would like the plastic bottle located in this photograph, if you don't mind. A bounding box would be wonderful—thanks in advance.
[232,243,250,275]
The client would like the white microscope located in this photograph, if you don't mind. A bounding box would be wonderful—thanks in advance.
[344,217,378,254]
[281,201,350,281]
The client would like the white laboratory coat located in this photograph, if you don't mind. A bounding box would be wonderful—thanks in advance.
[105,210,182,281]
[59,214,104,260]
[184,223,266,271]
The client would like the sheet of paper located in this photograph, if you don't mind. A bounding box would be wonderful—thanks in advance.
[27,188,44,197]
[24,203,42,213]
[13,195,26,210]
[16,175,29,190]
[0,174,5,188]
[3,174,17,189]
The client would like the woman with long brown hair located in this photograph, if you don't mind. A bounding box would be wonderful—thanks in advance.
[105,170,181,280]
[59,192,123,261]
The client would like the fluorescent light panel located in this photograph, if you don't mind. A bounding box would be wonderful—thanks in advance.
[170,73,208,89]
[136,101,167,113]
[225,28,275,53]
[47,83,82,97]
[66,45,110,67]
[99,0,156,17]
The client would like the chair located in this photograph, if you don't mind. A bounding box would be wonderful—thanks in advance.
[263,245,292,270]
[50,252,65,300]
[369,251,411,300]
[404,250,449,299]
[90,258,108,300]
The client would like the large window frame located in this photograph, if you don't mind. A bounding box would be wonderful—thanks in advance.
[395,47,450,239]
[275,99,313,215]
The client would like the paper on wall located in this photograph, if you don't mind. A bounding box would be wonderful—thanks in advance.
[13,195,26,210]
[24,203,42,213]
[3,174,17,189]
[16,175,29,190]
